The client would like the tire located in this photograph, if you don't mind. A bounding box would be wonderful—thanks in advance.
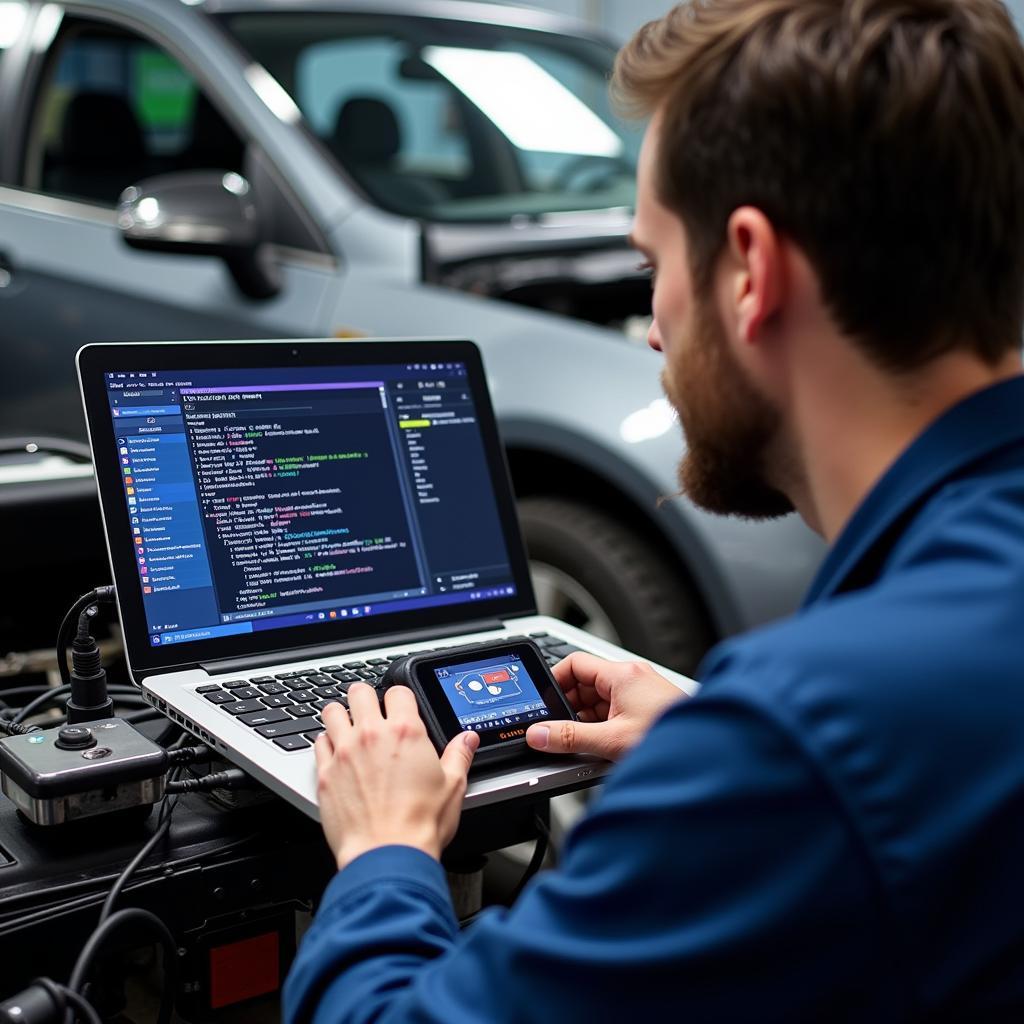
[518,496,714,676]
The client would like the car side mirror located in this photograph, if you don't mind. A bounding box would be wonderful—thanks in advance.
[117,171,281,301]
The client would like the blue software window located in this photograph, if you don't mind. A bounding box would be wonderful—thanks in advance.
[103,363,516,646]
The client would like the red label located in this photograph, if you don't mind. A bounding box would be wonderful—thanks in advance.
[209,932,280,1009]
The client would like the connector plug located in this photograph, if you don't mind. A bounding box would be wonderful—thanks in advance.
[66,606,113,725]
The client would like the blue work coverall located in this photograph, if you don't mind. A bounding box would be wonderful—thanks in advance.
[285,376,1024,1022]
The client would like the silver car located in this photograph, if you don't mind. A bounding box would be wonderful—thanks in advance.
[0,0,823,671]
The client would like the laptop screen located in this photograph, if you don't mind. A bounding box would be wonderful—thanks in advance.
[79,341,533,673]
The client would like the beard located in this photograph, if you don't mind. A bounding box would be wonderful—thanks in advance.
[662,295,795,520]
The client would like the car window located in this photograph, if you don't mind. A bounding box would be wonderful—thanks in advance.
[298,36,471,184]
[23,21,245,206]
[219,13,639,223]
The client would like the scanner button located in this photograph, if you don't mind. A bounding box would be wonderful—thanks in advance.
[56,726,96,750]
[82,746,112,760]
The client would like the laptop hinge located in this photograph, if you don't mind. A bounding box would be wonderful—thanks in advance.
[199,618,507,675]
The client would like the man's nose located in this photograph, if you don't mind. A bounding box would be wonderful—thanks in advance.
[647,318,664,352]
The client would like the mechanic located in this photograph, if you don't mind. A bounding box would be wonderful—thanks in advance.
[284,1,1024,1019]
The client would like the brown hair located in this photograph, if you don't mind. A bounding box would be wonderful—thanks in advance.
[615,0,1024,369]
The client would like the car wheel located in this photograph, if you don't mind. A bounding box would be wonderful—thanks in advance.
[518,496,714,676]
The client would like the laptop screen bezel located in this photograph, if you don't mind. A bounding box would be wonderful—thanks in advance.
[78,339,536,675]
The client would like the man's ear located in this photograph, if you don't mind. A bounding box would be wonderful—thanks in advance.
[726,207,784,346]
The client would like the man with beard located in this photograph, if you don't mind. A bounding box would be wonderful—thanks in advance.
[285,1,1024,1019]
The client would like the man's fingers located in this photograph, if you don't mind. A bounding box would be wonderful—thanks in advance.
[576,704,609,724]
[526,718,625,761]
[313,730,333,768]
[346,682,382,722]
[383,683,422,723]
[552,652,630,705]
[440,730,479,783]
[321,700,351,744]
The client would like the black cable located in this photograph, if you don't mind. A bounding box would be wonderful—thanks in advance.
[11,685,73,724]
[0,718,40,736]
[4,977,103,1024]
[96,731,200,924]
[59,987,102,1024]
[509,812,552,903]
[68,908,177,1024]
[165,768,249,794]
[98,817,172,925]
[0,685,58,703]
[166,744,212,765]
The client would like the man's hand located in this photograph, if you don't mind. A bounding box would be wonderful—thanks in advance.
[526,653,685,762]
[315,683,479,871]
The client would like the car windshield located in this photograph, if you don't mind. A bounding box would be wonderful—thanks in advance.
[217,11,639,222]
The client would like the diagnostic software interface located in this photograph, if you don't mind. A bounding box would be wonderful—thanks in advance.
[102,362,516,648]
[435,651,550,733]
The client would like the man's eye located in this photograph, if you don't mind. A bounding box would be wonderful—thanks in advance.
[635,261,656,287]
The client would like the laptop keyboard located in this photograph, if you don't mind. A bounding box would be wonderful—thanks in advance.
[195,633,583,751]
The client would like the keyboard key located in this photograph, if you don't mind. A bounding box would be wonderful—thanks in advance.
[358,668,380,680]
[257,682,288,695]
[273,735,310,751]
[313,685,340,698]
[342,661,367,669]
[285,704,315,717]
[231,686,260,700]
[331,672,359,684]
[288,680,314,691]
[250,676,275,684]
[289,690,318,704]
[303,730,325,743]
[261,693,293,708]
[196,684,220,694]
[222,680,248,690]
[275,672,296,680]
[547,645,576,659]
[318,664,343,673]
[258,716,318,738]
[224,699,265,715]
[385,654,404,661]
[304,675,334,687]
[529,631,549,638]
[315,697,347,712]
[367,658,388,666]
[536,636,565,649]
[202,691,234,705]
[238,708,290,727]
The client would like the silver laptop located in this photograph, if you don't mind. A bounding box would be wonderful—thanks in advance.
[77,339,691,819]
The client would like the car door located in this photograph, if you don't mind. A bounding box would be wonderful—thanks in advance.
[0,5,337,442]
